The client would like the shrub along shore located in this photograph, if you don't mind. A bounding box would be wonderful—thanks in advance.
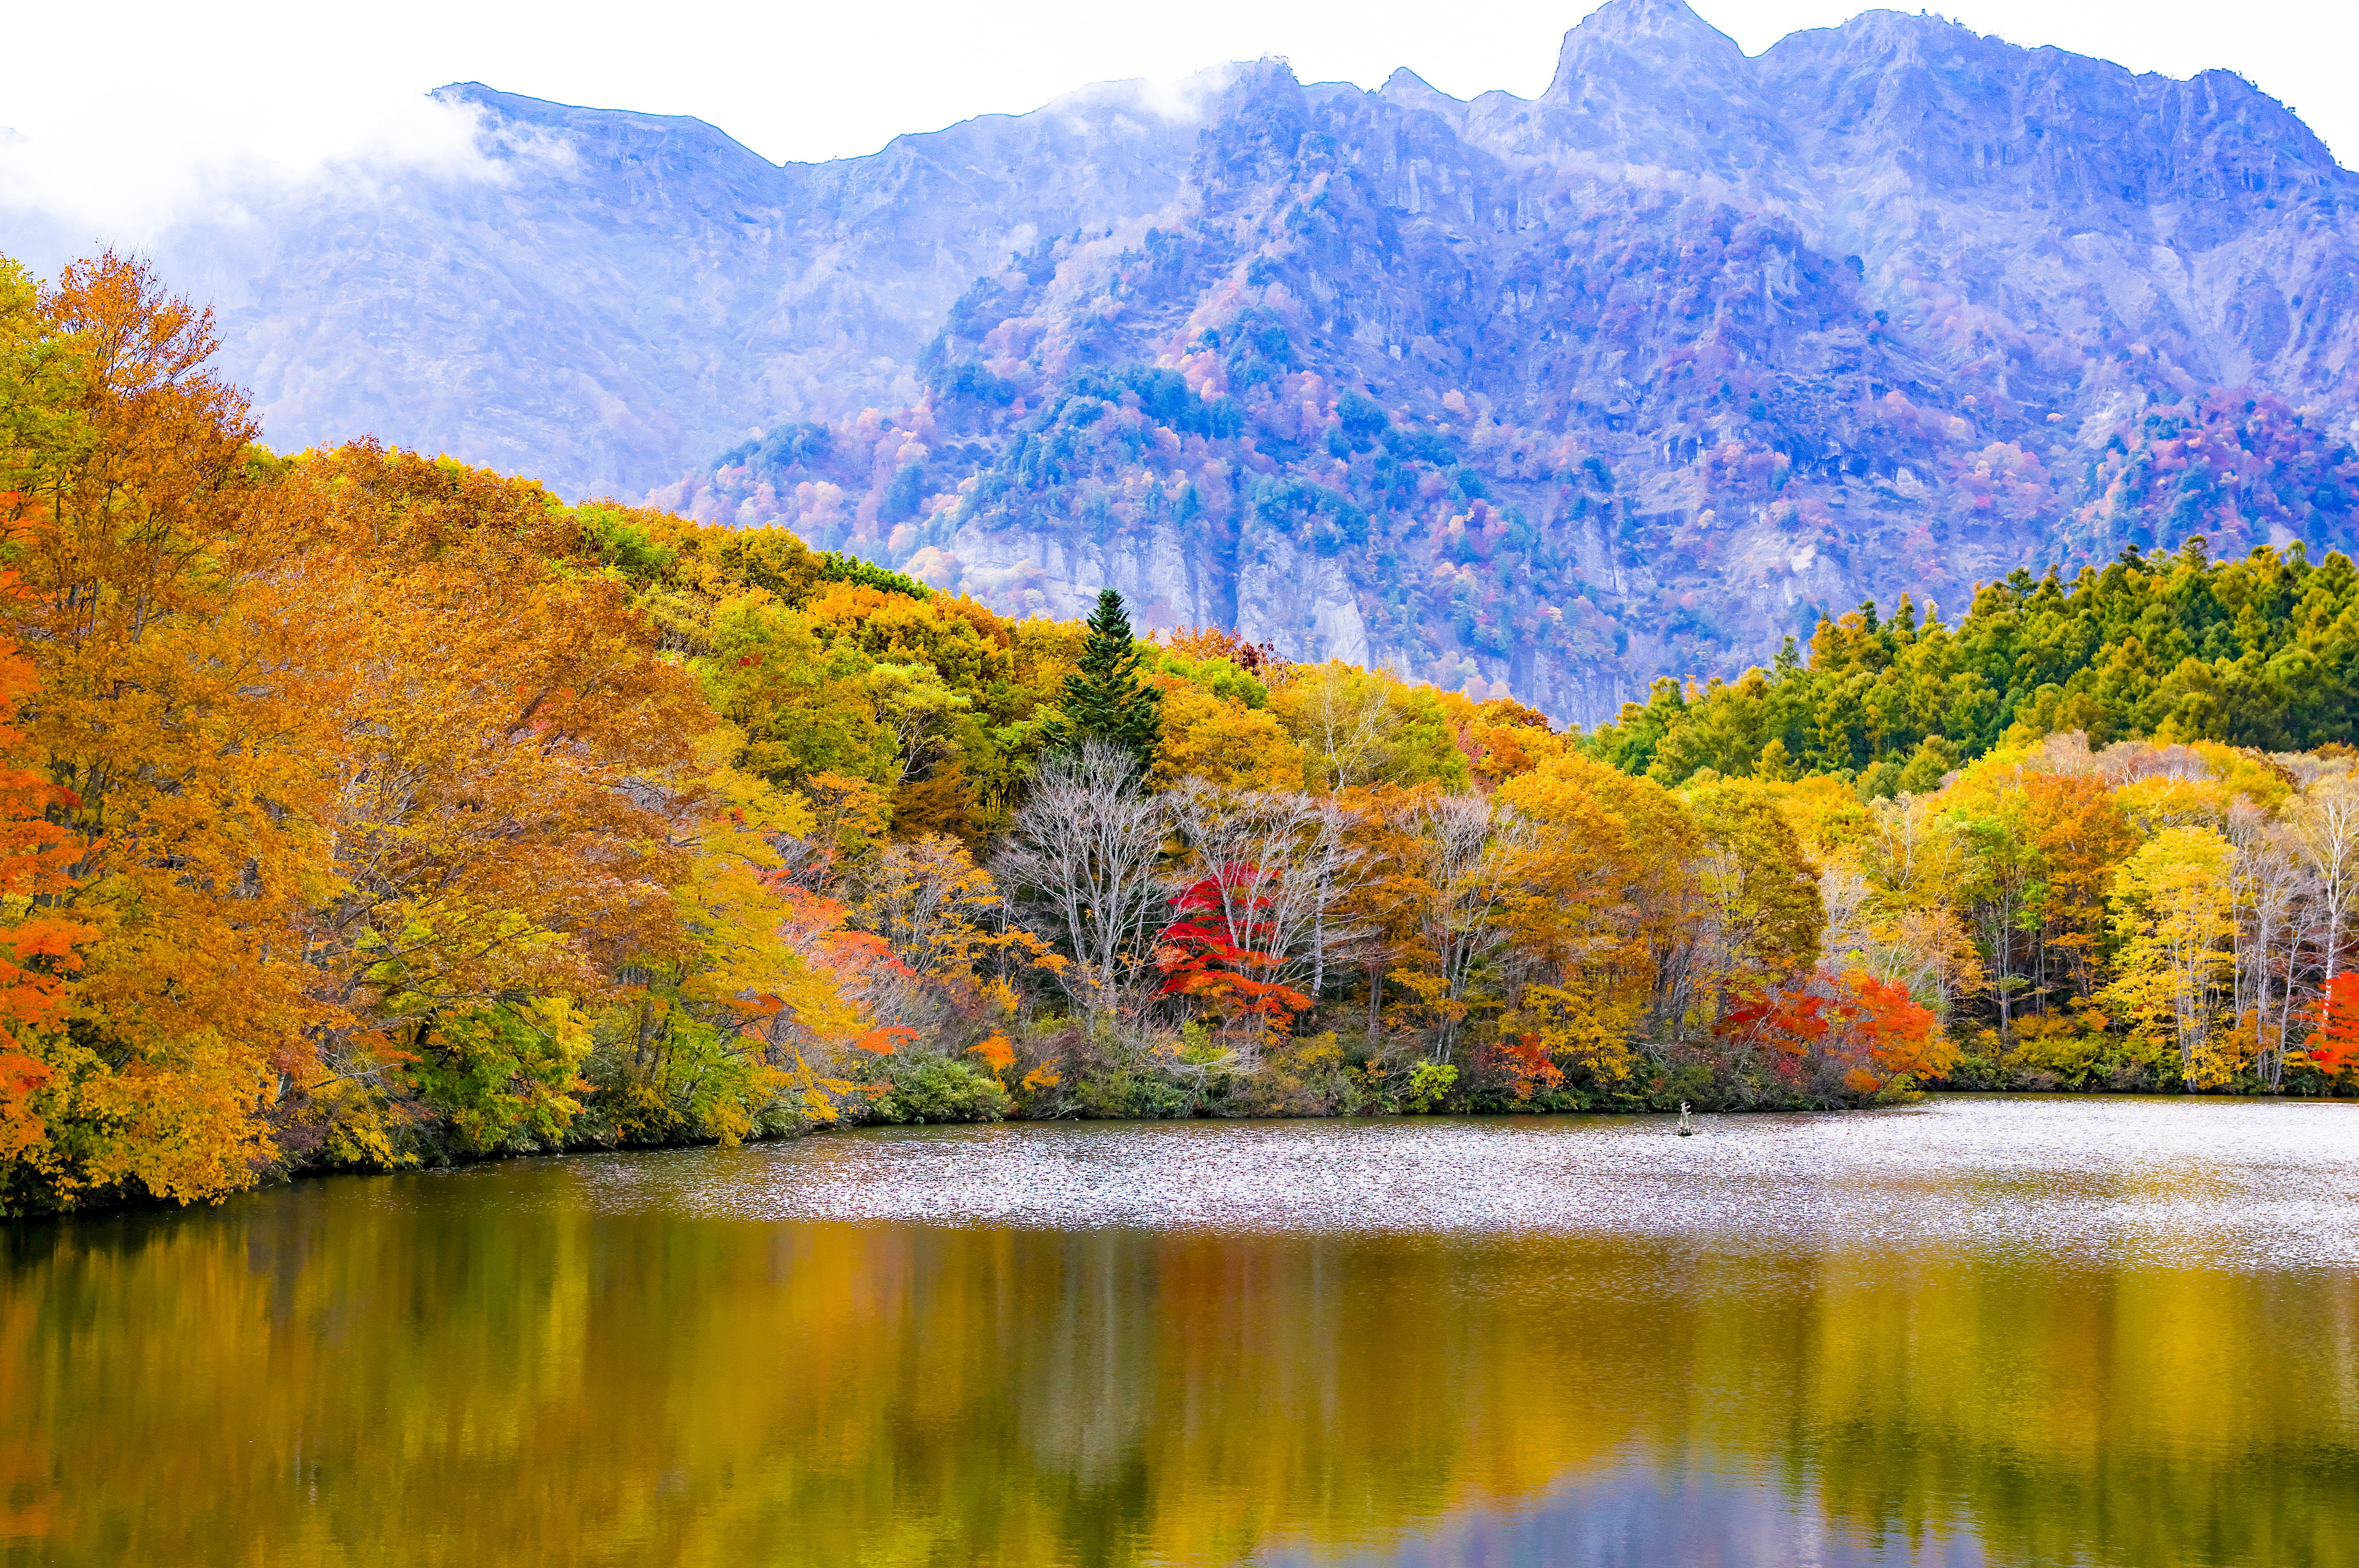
[0,254,2353,1215]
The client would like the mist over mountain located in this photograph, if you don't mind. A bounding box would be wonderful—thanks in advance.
[10,0,2358,719]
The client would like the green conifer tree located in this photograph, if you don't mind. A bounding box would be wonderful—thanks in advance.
[1045,589,1162,775]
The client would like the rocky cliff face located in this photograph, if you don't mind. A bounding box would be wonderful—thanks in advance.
[13,1,2357,719]
[666,1,2359,719]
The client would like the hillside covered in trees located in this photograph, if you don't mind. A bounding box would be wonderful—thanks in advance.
[1,254,2354,1215]
[13,2,2359,725]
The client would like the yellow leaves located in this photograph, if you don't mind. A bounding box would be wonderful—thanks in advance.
[1387,966,1461,1029]
[311,1080,419,1170]
[1686,779,1825,985]
[2112,774,2240,833]
[1495,754,1627,840]
[807,582,1012,695]
[1850,793,1968,913]
[1755,775,1874,862]
[0,256,342,1204]
[67,1026,282,1205]
[800,772,892,878]
[849,833,1031,982]
[291,440,707,1013]
[1148,677,1304,792]
[771,890,892,1047]
[2103,826,2235,1084]
[1501,982,1639,1083]
[1269,661,1469,793]
[669,765,816,1031]
[1503,753,1696,866]
[702,591,895,786]
[2110,826,2234,923]
[692,726,817,843]
[2185,743,2294,811]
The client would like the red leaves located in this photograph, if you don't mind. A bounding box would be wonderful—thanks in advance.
[0,610,95,1163]
[1495,1035,1565,1099]
[1721,967,1943,1094]
[1157,868,1310,1034]
[2299,972,2359,1080]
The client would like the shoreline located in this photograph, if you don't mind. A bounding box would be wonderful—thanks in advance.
[13,1088,2351,1225]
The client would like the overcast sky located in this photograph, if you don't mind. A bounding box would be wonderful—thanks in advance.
[2,0,2351,232]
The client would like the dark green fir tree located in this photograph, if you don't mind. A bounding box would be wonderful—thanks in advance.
[1045,588,1162,775]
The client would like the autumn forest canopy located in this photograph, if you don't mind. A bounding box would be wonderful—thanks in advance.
[0,252,2354,1215]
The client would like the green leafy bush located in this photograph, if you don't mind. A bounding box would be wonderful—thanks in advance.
[869,1059,1012,1125]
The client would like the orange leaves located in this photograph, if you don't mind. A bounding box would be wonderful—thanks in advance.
[0,256,338,1203]
[285,443,706,1027]
[1721,967,1950,1097]
[0,612,92,1141]
[1162,624,1285,677]
[1494,1035,1566,1100]
[2298,972,2359,1080]
[966,1031,1016,1074]
[1436,690,1564,791]
[0,254,864,1198]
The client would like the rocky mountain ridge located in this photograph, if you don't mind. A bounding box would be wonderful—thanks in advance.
[663,0,2359,717]
[9,0,2358,719]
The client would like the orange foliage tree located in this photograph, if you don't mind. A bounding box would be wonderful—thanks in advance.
[1721,968,1949,1098]
[2297,972,2359,1081]
[270,443,710,1160]
[2,253,340,1204]
[0,600,94,1172]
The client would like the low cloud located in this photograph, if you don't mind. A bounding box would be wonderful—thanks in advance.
[0,91,569,272]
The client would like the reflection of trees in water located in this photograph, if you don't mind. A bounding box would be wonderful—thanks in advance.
[1018,1232,1155,1486]
[2,1158,2355,1566]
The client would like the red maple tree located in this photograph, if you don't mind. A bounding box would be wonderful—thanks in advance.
[1156,867,1310,1037]
[2300,972,2359,1080]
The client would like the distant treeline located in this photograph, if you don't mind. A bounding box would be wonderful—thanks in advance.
[0,253,2351,1216]
[1594,539,2359,791]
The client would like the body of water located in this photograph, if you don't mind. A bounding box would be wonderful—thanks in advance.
[5,1097,2355,1565]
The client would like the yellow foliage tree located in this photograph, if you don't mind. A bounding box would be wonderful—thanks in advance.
[1149,677,1305,792]
[2103,826,2238,1088]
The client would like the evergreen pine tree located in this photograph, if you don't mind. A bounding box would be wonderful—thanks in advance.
[1045,589,1162,775]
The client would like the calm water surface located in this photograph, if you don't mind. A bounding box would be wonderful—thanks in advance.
[5,1097,2355,1566]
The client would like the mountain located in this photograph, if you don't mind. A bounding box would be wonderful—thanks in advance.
[2,76,1219,501]
[10,0,2359,720]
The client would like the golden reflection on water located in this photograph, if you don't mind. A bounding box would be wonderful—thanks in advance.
[2,1101,2355,1567]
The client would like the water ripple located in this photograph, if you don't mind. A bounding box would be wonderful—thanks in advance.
[558,1096,2359,1271]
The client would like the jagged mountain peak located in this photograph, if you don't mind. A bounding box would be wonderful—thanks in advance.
[1544,0,1754,110]
[20,14,2359,723]
[1554,0,1747,61]
[656,12,2359,720]
[1377,67,1460,112]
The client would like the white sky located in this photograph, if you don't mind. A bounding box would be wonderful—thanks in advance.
[1,0,2352,233]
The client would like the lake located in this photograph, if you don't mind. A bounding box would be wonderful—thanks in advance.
[4,1096,2354,1566]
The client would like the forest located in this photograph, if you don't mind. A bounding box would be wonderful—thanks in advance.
[0,253,2354,1215]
